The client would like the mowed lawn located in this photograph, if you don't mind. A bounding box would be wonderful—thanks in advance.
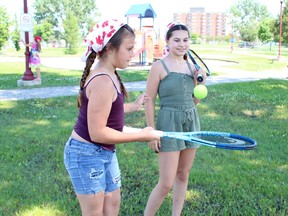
[0,45,288,215]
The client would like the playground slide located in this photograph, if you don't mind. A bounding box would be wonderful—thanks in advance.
[133,46,146,57]
[131,46,146,65]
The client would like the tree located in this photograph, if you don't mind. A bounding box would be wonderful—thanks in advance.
[33,21,54,42]
[190,33,199,44]
[258,18,273,43]
[230,0,271,42]
[11,15,20,51]
[63,10,80,54]
[282,2,288,44]
[33,0,97,38]
[273,1,288,44]
[0,6,10,50]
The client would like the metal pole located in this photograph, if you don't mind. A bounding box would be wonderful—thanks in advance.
[230,17,234,53]
[278,0,284,61]
[22,0,35,80]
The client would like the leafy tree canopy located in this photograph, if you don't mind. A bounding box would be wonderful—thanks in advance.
[33,21,54,42]
[0,6,10,50]
[273,1,288,44]
[63,10,80,54]
[258,18,273,43]
[230,0,271,42]
[33,0,97,38]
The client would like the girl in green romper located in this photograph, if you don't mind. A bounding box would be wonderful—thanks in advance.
[144,22,207,216]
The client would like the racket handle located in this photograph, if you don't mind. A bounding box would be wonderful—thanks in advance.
[123,126,164,137]
[194,64,201,71]
[152,130,164,137]
[197,74,204,82]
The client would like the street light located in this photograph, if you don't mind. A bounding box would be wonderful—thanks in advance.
[278,0,284,60]
[230,16,234,53]
[21,0,34,80]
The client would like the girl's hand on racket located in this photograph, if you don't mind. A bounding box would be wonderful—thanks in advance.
[148,139,161,153]
[139,127,161,143]
[194,68,207,84]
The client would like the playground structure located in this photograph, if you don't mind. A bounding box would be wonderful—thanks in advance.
[125,4,165,65]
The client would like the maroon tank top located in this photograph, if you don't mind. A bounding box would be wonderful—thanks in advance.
[74,73,124,150]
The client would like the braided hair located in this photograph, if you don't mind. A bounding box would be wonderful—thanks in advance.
[77,51,97,108]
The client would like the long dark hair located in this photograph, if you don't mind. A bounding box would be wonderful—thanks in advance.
[165,24,190,60]
[165,24,190,41]
[37,41,41,52]
[77,24,135,108]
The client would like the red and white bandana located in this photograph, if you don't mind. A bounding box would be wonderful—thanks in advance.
[82,19,124,61]
[164,21,185,40]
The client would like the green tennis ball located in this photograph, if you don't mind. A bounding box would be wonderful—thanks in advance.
[194,84,208,99]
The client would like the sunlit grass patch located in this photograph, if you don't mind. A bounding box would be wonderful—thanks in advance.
[17,205,65,216]
[0,79,287,215]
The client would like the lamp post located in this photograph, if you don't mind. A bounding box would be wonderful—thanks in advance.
[21,0,34,80]
[278,0,284,61]
[230,16,234,53]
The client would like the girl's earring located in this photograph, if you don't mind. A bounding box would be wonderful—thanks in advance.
[163,45,170,57]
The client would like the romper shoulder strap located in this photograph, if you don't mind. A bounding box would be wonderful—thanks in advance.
[160,59,170,74]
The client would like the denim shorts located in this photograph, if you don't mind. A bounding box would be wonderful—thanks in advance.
[64,137,121,195]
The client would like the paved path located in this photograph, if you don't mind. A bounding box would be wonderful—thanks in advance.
[0,81,147,101]
[0,56,287,101]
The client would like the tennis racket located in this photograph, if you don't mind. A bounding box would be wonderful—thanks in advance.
[187,49,211,82]
[123,126,257,150]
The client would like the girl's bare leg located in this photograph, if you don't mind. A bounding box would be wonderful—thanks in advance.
[34,68,41,80]
[144,151,180,216]
[172,148,197,216]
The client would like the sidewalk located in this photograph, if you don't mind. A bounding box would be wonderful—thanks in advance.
[0,56,287,101]
[0,81,147,101]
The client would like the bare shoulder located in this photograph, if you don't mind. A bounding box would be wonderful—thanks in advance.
[150,59,165,74]
[87,73,114,91]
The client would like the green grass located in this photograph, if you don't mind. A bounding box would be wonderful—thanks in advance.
[0,62,149,90]
[191,43,288,72]
[1,80,288,215]
[1,44,288,215]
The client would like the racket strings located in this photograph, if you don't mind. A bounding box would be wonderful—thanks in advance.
[162,131,256,150]
[198,135,251,146]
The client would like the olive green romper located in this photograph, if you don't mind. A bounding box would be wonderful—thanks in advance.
[156,59,201,152]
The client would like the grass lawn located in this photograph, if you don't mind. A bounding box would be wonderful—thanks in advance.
[0,44,288,215]
[1,79,288,215]
[0,62,149,90]
[191,44,288,72]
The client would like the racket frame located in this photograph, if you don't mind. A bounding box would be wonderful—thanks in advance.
[154,130,257,150]
[124,126,257,150]
[187,49,211,76]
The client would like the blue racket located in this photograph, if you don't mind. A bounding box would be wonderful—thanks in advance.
[152,130,257,150]
[123,126,257,150]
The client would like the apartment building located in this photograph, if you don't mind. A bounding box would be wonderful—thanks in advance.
[173,7,227,38]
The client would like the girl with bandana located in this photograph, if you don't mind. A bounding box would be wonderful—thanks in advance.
[64,19,160,216]
[144,22,207,216]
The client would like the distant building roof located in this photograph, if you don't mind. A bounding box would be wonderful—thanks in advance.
[125,3,157,18]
